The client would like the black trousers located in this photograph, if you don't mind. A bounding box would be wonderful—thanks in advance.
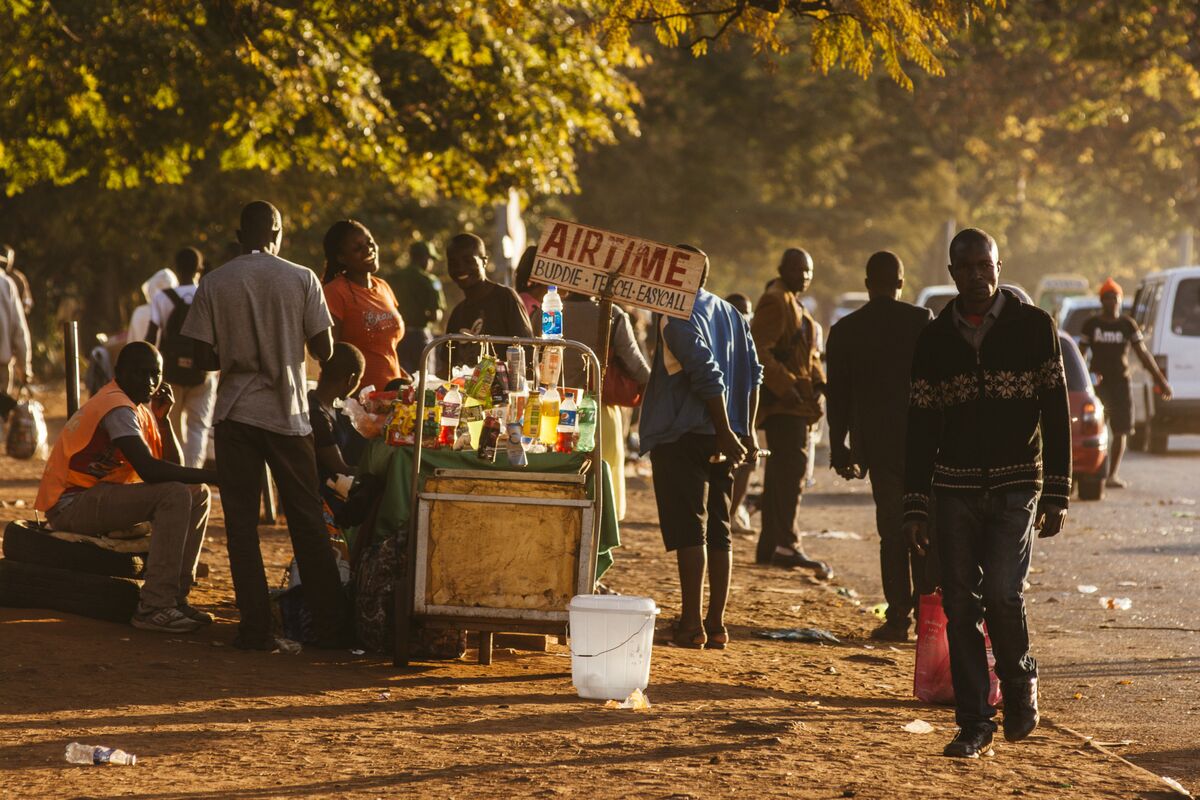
[868,462,928,626]
[215,420,346,643]
[756,414,810,563]
[649,432,734,552]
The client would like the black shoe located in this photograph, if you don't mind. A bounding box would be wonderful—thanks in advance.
[770,551,834,580]
[869,620,910,642]
[1002,677,1040,741]
[943,725,995,758]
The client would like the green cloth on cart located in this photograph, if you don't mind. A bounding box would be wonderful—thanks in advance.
[351,439,620,581]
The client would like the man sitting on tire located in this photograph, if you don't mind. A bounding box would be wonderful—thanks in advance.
[34,341,218,633]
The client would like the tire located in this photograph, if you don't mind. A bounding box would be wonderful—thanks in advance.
[1149,427,1170,455]
[0,558,140,623]
[1078,477,1105,501]
[2,520,145,579]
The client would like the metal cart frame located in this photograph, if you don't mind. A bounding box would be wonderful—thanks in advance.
[394,333,604,666]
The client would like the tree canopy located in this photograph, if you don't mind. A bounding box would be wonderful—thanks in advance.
[1,1,997,199]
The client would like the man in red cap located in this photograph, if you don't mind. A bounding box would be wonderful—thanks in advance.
[1079,278,1172,487]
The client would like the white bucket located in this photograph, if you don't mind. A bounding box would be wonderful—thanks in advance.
[567,594,659,700]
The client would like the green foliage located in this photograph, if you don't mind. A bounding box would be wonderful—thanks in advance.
[0,2,642,201]
[567,2,1200,313]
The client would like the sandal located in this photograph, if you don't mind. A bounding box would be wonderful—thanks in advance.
[704,621,729,650]
[667,619,707,649]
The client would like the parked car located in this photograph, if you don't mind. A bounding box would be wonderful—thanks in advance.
[1035,273,1090,314]
[1061,332,1108,500]
[830,291,869,326]
[1128,266,1200,453]
[915,284,957,315]
[1057,296,1134,343]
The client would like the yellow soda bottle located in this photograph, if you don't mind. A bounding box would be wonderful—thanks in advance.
[539,386,560,445]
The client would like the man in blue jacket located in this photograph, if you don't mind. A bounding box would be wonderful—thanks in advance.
[640,245,763,650]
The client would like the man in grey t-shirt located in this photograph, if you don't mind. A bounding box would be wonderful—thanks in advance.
[183,201,347,650]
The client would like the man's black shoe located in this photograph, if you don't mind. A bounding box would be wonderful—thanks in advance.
[769,551,834,580]
[943,725,995,758]
[869,620,910,642]
[1002,677,1040,741]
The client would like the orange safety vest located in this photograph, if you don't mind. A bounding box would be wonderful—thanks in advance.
[35,381,163,512]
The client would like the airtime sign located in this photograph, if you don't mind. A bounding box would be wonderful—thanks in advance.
[530,218,704,319]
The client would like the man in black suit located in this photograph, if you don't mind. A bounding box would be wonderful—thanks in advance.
[825,251,933,641]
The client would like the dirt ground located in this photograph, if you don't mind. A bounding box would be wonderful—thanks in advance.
[0,391,1186,799]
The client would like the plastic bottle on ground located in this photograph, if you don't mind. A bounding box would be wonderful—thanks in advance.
[539,386,560,446]
[64,742,137,766]
[541,285,563,339]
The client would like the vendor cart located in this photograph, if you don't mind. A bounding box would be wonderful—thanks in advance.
[394,333,605,667]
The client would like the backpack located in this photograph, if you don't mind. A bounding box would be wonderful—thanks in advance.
[160,288,205,386]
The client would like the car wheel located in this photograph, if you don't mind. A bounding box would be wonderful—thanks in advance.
[1078,477,1105,501]
[1149,427,1170,454]
[1129,419,1149,451]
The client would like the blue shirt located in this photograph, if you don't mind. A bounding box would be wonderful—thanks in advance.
[638,289,763,453]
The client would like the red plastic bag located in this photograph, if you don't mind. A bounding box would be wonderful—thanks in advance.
[913,592,1001,707]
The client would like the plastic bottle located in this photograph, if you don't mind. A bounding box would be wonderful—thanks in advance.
[65,742,137,766]
[477,410,502,462]
[438,385,462,447]
[522,391,542,438]
[555,392,578,453]
[539,346,563,387]
[539,386,560,446]
[576,392,598,453]
[541,285,563,339]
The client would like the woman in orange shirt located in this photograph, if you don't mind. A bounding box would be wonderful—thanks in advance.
[321,220,406,395]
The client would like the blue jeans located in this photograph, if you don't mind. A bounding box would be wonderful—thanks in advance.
[935,488,1039,728]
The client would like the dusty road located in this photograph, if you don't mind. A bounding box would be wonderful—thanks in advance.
[793,437,1200,790]
[0,389,1191,798]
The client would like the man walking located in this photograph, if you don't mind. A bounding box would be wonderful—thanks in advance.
[182,201,348,650]
[146,247,218,468]
[826,251,932,641]
[1078,278,1171,487]
[0,252,30,397]
[640,245,761,650]
[903,228,1071,757]
[393,241,445,373]
[751,248,830,578]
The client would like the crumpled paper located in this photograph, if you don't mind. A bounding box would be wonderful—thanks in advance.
[604,688,651,711]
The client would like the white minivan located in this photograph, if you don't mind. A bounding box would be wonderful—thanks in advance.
[1128,266,1200,453]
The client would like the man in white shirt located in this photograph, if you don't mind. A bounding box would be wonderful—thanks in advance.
[182,201,347,651]
[0,266,31,396]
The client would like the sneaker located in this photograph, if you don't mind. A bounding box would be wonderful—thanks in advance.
[1001,677,1040,741]
[178,603,214,625]
[731,504,754,533]
[132,606,203,633]
[943,725,996,758]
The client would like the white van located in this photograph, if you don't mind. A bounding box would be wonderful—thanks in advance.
[915,284,958,315]
[1128,266,1200,453]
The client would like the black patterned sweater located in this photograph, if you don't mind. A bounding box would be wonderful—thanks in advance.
[903,288,1072,521]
